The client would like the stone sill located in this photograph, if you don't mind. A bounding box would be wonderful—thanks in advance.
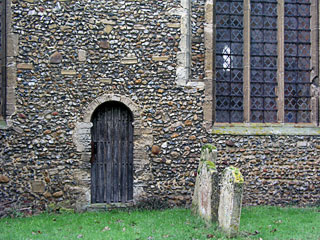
[212,124,320,136]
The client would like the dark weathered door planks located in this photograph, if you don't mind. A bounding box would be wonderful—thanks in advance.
[91,102,133,204]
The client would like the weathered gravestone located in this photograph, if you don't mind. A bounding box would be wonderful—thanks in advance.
[218,167,244,238]
[191,144,219,224]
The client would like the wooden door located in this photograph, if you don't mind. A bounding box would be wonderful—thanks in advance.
[91,101,133,203]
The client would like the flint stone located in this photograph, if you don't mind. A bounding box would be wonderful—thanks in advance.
[170,151,180,159]
[104,25,113,34]
[78,50,87,62]
[31,181,45,193]
[99,40,110,49]
[53,191,64,198]
[0,175,10,183]
[49,52,63,64]
[151,145,161,155]
[43,191,52,198]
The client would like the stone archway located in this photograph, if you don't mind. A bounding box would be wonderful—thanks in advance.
[91,101,134,204]
[72,94,153,209]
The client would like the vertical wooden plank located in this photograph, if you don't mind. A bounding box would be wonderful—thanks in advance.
[110,106,115,202]
[91,115,95,203]
[118,107,123,202]
[95,111,100,203]
[97,110,104,203]
[106,107,112,203]
[121,108,127,202]
[128,112,134,201]
[100,108,103,203]
[118,108,123,202]
[125,110,129,201]
[243,0,251,122]
[98,141,104,202]
[91,115,97,203]
[93,111,99,203]
[103,105,108,203]
[100,110,104,203]
[113,106,120,203]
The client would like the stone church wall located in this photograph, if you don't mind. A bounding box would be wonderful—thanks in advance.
[0,0,319,215]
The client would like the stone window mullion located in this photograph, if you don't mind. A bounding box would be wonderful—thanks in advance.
[311,0,319,125]
[243,0,251,123]
[277,0,285,123]
[0,0,6,118]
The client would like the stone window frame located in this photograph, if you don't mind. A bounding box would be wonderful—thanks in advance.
[0,0,17,124]
[0,0,7,118]
[204,0,320,130]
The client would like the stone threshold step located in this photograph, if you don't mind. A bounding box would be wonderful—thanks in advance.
[86,201,135,212]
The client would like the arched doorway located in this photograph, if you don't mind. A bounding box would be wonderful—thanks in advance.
[91,101,133,203]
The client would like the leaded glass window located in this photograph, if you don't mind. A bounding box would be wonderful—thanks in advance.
[215,0,244,122]
[250,0,278,122]
[214,0,318,124]
[284,0,312,123]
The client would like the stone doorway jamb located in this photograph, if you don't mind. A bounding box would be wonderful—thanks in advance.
[72,94,152,210]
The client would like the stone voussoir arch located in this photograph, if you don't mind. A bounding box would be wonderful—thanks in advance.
[83,94,141,123]
[73,94,143,153]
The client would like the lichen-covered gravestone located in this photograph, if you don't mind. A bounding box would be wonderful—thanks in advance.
[218,167,244,238]
[191,144,219,224]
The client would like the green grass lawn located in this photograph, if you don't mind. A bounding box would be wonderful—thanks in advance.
[0,206,319,240]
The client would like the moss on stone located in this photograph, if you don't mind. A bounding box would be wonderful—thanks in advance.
[229,166,244,183]
[205,161,216,173]
[201,144,217,153]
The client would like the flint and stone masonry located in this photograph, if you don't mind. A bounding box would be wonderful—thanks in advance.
[0,0,319,215]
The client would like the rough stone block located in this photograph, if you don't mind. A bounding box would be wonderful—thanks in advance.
[167,23,180,28]
[73,122,93,152]
[120,57,138,64]
[7,34,19,57]
[53,191,64,198]
[133,24,146,30]
[100,19,116,25]
[50,52,63,64]
[61,70,77,75]
[104,25,113,34]
[218,167,244,238]
[78,50,87,62]
[99,40,110,49]
[17,63,33,70]
[152,55,170,61]
[98,78,112,84]
[31,181,46,193]
[205,1,214,24]
[204,24,214,49]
